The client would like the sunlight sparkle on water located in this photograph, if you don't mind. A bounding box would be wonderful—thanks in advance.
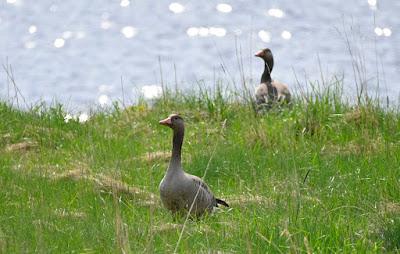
[141,85,162,100]
[187,26,226,37]
[374,27,383,36]
[98,95,111,106]
[258,30,271,42]
[54,38,65,48]
[78,113,89,123]
[209,27,226,37]
[121,26,137,38]
[6,0,18,5]
[169,2,185,13]
[120,0,130,7]
[216,3,232,13]
[198,27,210,37]
[382,28,392,37]
[368,0,377,7]
[28,25,37,34]
[281,30,292,40]
[267,8,284,18]
[186,27,199,37]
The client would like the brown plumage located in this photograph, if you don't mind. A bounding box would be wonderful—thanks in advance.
[255,48,291,106]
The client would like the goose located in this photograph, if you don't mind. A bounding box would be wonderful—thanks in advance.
[159,114,229,217]
[255,48,291,106]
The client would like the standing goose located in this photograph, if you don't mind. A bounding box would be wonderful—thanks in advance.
[255,48,291,106]
[159,114,229,217]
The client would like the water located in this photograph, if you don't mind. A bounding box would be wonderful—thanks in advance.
[0,0,399,109]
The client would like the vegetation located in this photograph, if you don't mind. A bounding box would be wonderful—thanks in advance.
[1,80,399,253]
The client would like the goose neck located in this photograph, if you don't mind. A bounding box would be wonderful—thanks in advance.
[261,62,272,83]
[169,125,184,170]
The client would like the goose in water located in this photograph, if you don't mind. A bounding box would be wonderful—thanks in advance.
[254,48,291,107]
[159,114,229,217]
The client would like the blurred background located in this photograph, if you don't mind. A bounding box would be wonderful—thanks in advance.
[0,0,398,110]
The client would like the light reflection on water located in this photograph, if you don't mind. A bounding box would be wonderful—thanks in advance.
[120,0,130,8]
[281,30,292,40]
[216,3,232,13]
[28,25,37,34]
[120,26,137,38]
[141,85,163,100]
[53,38,65,48]
[169,2,185,14]
[0,0,398,109]
[258,30,271,43]
[98,94,111,106]
[267,8,284,18]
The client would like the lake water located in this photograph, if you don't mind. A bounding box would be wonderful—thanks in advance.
[0,0,399,110]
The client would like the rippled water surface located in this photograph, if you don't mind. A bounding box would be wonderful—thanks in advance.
[0,0,399,108]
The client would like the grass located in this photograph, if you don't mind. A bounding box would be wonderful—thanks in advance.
[0,79,400,253]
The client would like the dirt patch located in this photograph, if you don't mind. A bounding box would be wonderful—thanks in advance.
[344,107,379,127]
[379,201,400,215]
[141,151,170,162]
[152,223,182,232]
[152,222,213,234]
[49,162,157,204]
[53,208,86,219]
[320,138,388,157]
[5,140,38,152]
[227,193,273,207]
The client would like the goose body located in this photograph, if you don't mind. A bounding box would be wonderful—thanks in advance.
[255,48,291,106]
[159,114,228,217]
[255,80,291,105]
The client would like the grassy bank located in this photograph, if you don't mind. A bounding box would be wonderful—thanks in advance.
[1,84,400,253]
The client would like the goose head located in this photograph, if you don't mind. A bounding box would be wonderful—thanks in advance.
[255,48,274,73]
[159,114,184,130]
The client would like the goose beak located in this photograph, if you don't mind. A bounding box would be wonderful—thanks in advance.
[255,50,264,57]
[159,117,172,126]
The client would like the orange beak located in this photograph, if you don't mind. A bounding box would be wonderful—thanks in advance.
[255,50,265,57]
[159,117,172,126]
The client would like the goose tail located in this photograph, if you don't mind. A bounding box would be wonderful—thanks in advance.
[216,198,229,207]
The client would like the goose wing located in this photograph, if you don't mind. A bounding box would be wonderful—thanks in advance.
[186,174,214,197]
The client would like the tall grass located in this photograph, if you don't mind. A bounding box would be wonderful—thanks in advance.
[1,71,399,253]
